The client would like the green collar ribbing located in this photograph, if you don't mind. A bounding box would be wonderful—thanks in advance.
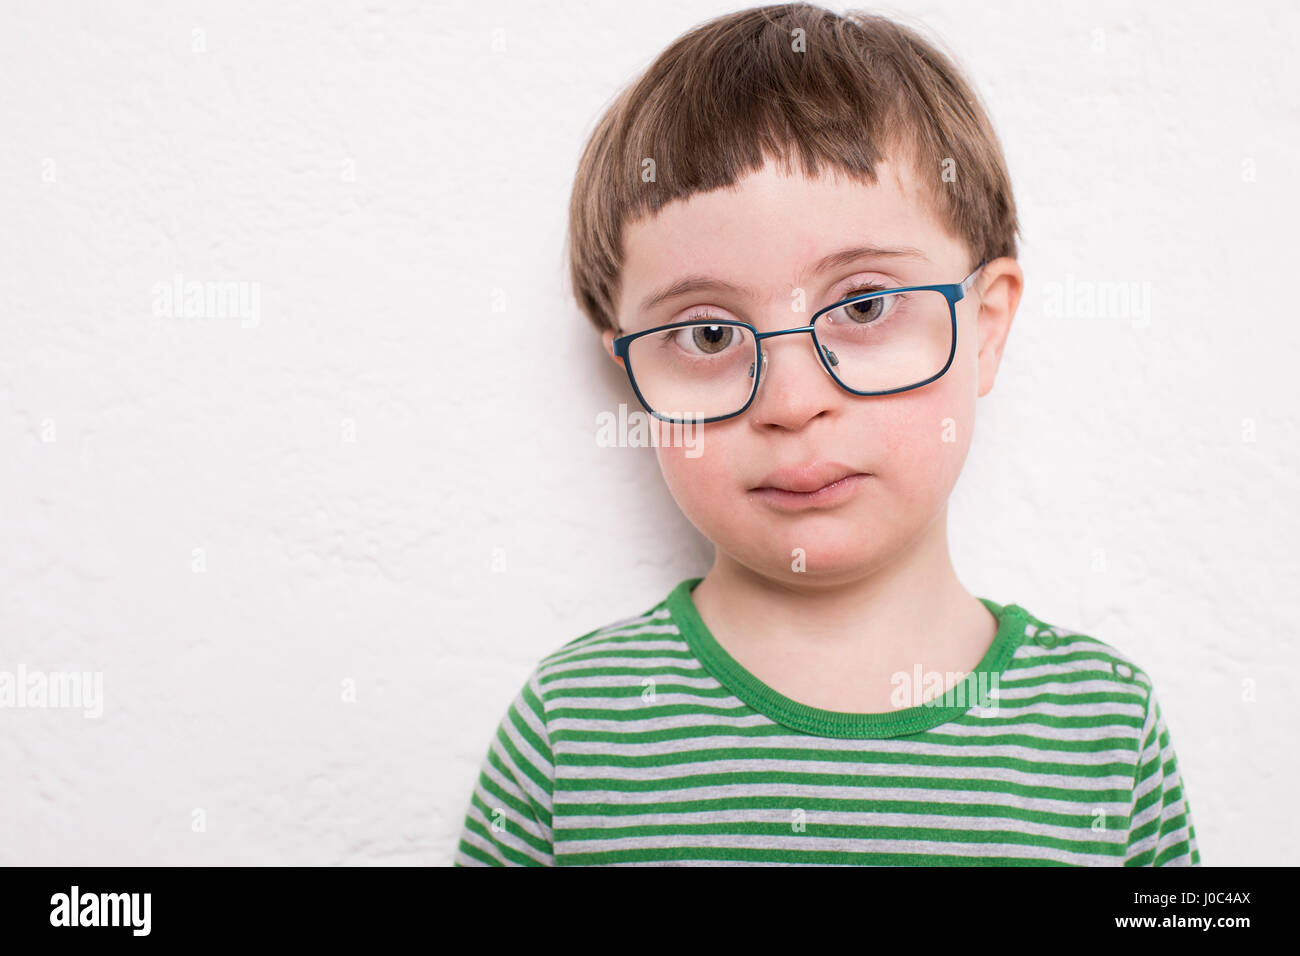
[666,577,1029,739]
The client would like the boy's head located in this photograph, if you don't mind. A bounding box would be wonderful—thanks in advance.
[567,3,1023,584]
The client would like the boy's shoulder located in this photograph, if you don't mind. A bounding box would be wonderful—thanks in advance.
[534,592,683,676]
[1008,601,1158,699]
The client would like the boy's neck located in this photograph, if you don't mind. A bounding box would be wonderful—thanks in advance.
[689,504,998,710]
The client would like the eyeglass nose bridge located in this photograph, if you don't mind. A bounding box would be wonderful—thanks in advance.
[749,325,840,401]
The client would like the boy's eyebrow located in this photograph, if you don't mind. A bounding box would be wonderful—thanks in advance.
[636,244,930,314]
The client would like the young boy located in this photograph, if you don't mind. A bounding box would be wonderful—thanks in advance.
[454,3,1200,866]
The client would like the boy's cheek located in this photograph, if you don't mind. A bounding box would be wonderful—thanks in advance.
[655,436,734,498]
[879,388,976,501]
[652,434,755,539]
[852,379,974,468]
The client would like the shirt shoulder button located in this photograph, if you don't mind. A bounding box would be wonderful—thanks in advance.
[1033,626,1059,648]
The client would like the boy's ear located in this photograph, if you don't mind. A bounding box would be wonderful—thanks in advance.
[974,257,1023,398]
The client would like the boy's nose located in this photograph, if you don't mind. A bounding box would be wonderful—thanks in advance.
[750,334,842,425]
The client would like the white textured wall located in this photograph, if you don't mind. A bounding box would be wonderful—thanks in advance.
[1,0,1295,866]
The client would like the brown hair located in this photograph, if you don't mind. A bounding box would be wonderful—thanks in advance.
[566,2,1019,334]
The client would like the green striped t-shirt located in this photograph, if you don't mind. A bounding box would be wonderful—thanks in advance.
[454,578,1200,866]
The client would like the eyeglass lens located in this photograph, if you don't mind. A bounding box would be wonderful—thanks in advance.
[625,288,952,420]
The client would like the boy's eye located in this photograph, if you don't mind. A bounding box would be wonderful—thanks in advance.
[842,296,888,324]
[830,287,899,326]
[670,323,737,355]
[688,324,734,353]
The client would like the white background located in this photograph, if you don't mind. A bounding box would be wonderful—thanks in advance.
[1,0,1295,865]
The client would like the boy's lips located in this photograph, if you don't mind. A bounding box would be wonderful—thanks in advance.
[751,461,870,494]
[748,462,873,510]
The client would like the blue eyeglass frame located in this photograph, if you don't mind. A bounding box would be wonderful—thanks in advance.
[611,259,989,424]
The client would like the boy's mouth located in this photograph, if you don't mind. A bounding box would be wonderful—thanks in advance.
[749,462,872,510]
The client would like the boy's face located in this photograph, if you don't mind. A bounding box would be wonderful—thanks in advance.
[603,157,1015,583]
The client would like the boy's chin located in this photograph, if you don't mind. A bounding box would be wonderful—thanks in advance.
[728,537,903,584]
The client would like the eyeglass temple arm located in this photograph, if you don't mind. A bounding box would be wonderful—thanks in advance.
[962,259,990,293]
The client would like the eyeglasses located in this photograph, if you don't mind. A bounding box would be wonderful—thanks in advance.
[611,259,988,424]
